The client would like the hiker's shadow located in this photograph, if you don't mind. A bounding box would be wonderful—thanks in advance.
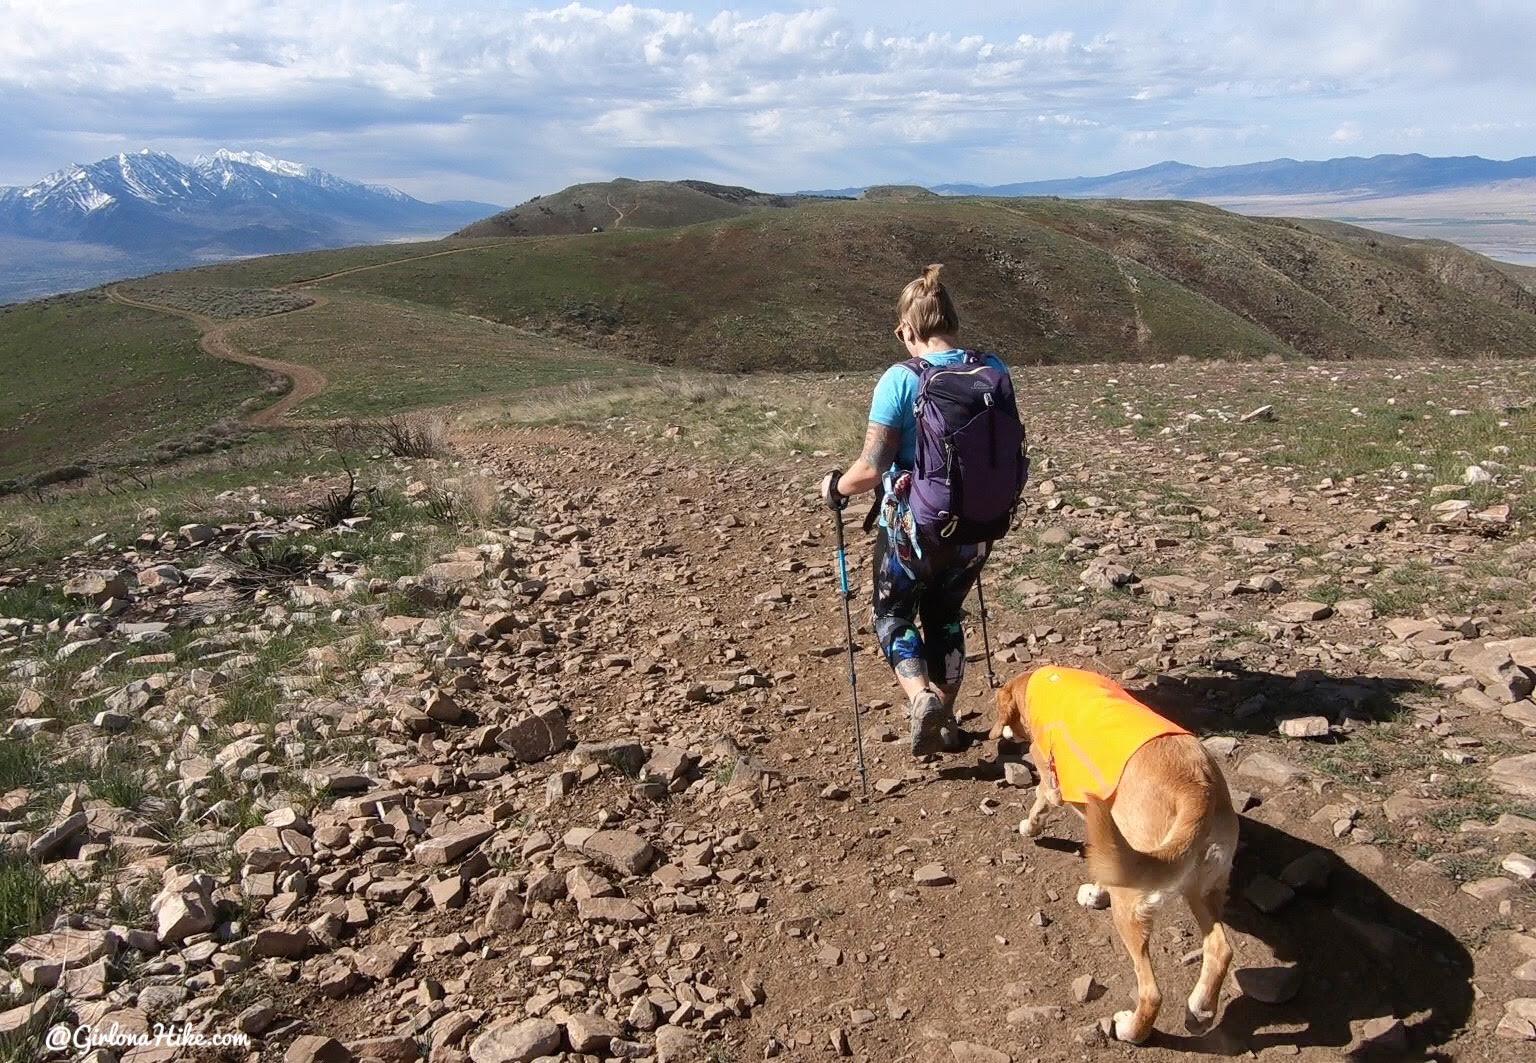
[1128,665,1429,735]
[1157,816,1473,1058]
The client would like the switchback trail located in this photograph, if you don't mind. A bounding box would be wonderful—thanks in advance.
[106,238,516,425]
[105,285,330,428]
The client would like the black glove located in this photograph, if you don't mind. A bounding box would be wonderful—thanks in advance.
[824,469,850,512]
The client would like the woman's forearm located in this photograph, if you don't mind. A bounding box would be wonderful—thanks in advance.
[830,421,901,501]
[837,459,881,498]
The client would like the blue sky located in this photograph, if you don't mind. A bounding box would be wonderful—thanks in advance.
[2,0,1532,203]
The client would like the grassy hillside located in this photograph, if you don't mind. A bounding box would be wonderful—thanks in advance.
[7,192,1536,482]
[231,292,643,418]
[0,293,265,479]
[454,178,822,238]
[317,197,1536,371]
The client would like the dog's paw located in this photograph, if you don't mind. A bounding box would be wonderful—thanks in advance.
[1184,992,1217,1034]
[1076,883,1110,910]
[1019,817,1043,838]
[1112,1010,1151,1045]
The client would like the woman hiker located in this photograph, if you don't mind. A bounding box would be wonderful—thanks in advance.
[821,264,1024,757]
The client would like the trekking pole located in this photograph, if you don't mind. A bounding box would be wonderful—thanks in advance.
[827,472,870,799]
[975,570,999,690]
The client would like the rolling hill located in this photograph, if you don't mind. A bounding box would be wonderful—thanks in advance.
[317,196,1536,370]
[7,192,1536,480]
[454,178,836,238]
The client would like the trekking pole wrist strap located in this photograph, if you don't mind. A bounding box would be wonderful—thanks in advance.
[826,468,850,511]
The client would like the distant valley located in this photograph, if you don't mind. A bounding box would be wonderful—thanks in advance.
[0,150,500,302]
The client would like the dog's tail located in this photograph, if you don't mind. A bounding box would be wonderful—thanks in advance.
[1085,784,1208,890]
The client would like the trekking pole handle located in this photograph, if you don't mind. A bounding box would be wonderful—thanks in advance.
[823,469,850,512]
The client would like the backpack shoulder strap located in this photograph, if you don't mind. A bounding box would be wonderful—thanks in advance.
[900,356,930,377]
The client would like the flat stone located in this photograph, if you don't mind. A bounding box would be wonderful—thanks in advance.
[1503,701,1536,729]
[1279,851,1332,892]
[564,1012,621,1054]
[1461,876,1519,901]
[913,863,954,887]
[1235,965,1303,1004]
[1491,754,1536,799]
[346,1036,418,1063]
[1071,973,1104,1003]
[495,707,570,763]
[1274,601,1332,623]
[1496,999,1536,1041]
[654,1025,706,1062]
[4,927,116,967]
[285,1035,352,1063]
[1237,752,1305,787]
[572,738,647,776]
[1244,874,1295,913]
[64,572,127,604]
[579,829,657,876]
[414,822,495,866]
[468,1017,562,1063]
[1383,793,1442,823]
[1354,1016,1408,1055]
[1007,1004,1065,1024]
[249,925,312,959]
[1278,715,1329,739]
[576,896,649,925]
[1502,852,1536,880]
[27,810,87,860]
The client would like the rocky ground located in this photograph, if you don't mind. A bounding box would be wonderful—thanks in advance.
[1,359,1533,1062]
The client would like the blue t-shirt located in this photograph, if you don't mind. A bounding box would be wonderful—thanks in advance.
[868,349,1010,472]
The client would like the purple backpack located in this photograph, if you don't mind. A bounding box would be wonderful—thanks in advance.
[904,352,1028,545]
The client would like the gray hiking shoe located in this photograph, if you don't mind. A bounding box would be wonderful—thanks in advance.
[910,690,947,757]
[939,708,965,752]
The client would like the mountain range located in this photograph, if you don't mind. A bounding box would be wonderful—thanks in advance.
[801,154,1536,265]
[927,152,1536,198]
[0,149,499,303]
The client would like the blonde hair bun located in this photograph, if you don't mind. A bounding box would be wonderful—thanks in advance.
[896,263,959,340]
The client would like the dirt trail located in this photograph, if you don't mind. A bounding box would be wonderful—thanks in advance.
[106,286,330,427]
[316,416,1524,1062]
[106,239,514,425]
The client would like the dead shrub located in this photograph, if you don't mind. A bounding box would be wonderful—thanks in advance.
[418,471,503,528]
[375,415,448,459]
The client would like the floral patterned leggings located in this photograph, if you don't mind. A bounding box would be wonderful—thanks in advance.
[870,527,989,688]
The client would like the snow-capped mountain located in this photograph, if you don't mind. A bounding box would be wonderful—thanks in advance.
[0,149,500,302]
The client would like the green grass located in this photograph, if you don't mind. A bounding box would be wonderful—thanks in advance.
[1294,723,1436,784]
[0,292,266,479]
[0,439,337,567]
[0,584,75,623]
[0,851,77,949]
[231,291,644,418]
[488,373,868,462]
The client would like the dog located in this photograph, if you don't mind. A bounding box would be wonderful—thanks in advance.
[990,665,1239,1044]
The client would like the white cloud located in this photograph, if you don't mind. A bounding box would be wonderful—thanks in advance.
[1,1,1534,199]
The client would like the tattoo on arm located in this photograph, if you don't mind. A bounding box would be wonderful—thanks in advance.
[859,422,900,471]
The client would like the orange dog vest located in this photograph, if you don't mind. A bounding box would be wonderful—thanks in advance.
[1025,666,1191,803]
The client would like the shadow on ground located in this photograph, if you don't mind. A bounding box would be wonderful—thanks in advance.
[954,666,1468,1057]
[1160,816,1472,1058]
[1133,666,1432,734]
